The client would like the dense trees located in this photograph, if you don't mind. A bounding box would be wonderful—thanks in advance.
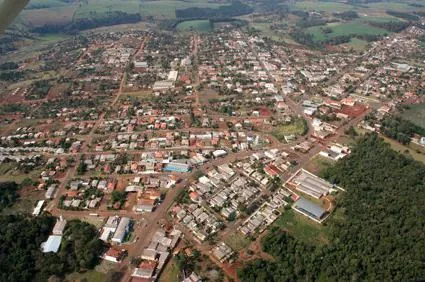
[176,1,253,19]
[239,134,425,281]
[386,10,419,21]
[0,216,104,281]
[0,182,19,211]
[381,115,425,145]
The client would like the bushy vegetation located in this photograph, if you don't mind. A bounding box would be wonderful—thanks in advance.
[0,216,105,281]
[0,182,19,211]
[386,10,419,21]
[239,134,425,281]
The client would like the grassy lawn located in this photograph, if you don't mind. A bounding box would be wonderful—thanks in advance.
[272,118,307,142]
[224,231,251,251]
[176,20,212,33]
[159,258,180,282]
[307,22,388,42]
[303,155,335,175]
[65,270,106,282]
[274,209,328,246]
[381,135,425,164]
[0,164,42,184]
[400,103,425,128]
[346,38,369,51]
[1,198,35,215]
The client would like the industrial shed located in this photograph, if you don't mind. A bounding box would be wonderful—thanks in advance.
[293,197,327,223]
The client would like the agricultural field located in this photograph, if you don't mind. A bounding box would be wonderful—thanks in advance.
[291,1,353,12]
[176,20,212,33]
[74,0,224,20]
[307,21,388,42]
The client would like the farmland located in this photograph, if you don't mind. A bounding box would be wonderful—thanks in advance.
[307,22,388,42]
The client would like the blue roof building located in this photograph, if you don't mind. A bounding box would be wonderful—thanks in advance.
[293,197,327,223]
[164,162,191,173]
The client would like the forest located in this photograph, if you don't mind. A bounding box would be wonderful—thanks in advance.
[0,182,19,211]
[239,134,425,281]
[176,1,253,19]
[0,216,105,281]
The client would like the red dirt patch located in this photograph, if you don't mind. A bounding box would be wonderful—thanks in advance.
[338,104,367,118]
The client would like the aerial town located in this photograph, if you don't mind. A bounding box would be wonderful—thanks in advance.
[1,1,425,282]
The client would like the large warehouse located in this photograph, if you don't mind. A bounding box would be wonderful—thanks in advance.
[293,197,327,223]
[290,169,333,199]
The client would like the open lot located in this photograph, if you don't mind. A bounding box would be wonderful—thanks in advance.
[303,155,335,175]
[271,118,307,142]
[159,258,180,282]
[224,231,251,252]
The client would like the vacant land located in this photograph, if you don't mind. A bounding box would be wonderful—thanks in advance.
[271,118,307,142]
[400,103,425,128]
[224,231,251,251]
[159,258,180,282]
[346,38,369,51]
[176,20,212,33]
[274,209,328,246]
[303,155,335,175]
[0,163,42,183]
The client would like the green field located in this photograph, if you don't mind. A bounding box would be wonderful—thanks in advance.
[274,209,328,246]
[346,37,369,51]
[74,0,223,20]
[291,1,353,12]
[307,22,388,42]
[176,20,212,33]
[400,102,425,128]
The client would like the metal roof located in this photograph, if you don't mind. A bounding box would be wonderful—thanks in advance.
[42,235,62,253]
[294,197,326,219]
